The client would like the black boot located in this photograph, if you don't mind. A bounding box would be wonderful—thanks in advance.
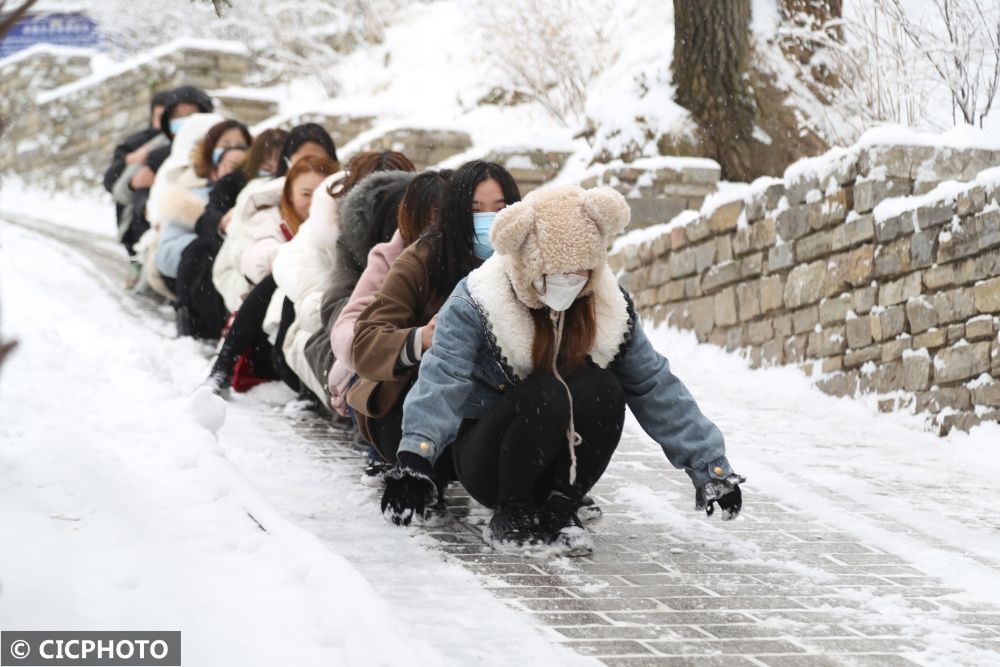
[176,305,196,338]
[204,335,241,394]
[488,501,547,552]
[542,493,594,557]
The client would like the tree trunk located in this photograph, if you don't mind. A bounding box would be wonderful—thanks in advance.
[672,0,755,181]
[0,0,35,37]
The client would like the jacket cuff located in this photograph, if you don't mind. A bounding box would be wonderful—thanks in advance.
[398,437,438,465]
[399,328,423,367]
[686,456,737,488]
[397,450,433,477]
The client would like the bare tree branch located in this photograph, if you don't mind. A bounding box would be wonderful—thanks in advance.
[0,0,37,37]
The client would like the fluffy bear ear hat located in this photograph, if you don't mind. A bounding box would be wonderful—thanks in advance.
[490,184,631,308]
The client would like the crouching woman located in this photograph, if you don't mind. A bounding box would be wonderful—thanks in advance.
[380,185,745,556]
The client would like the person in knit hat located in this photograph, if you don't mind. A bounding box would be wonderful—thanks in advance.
[380,184,745,556]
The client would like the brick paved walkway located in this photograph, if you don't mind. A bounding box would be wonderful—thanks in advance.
[289,418,1000,667]
[12,214,1000,666]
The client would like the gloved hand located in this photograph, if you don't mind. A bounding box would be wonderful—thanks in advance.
[381,451,437,526]
[695,473,746,521]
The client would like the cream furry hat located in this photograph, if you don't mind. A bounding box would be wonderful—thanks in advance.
[490,184,631,308]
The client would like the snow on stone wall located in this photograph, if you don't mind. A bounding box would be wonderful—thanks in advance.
[611,136,1000,435]
[580,156,722,231]
[0,41,249,194]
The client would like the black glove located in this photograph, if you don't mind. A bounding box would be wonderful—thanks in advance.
[381,452,437,526]
[695,474,746,521]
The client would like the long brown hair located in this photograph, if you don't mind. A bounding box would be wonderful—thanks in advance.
[332,150,416,198]
[242,128,289,180]
[530,295,597,374]
[280,155,340,233]
[194,120,252,179]
[397,170,450,246]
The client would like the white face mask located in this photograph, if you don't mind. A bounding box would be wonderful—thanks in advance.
[535,273,588,312]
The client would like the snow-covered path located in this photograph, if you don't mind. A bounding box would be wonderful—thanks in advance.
[2,209,1000,666]
[0,219,588,667]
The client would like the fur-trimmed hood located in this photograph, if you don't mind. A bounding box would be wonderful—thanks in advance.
[150,181,208,228]
[466,254,632,380]
[338,170,415,270]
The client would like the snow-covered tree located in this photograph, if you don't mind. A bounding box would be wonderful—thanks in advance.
[90,0,402,95]
[885,0,1000,127]
[471,0,621,126]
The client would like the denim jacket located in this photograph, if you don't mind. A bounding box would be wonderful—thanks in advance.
[398,258,736,489]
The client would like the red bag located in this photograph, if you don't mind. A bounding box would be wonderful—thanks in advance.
[220,311,272,393]
[231,352,270,393]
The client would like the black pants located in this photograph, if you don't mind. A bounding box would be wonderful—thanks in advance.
[175,237,227,339]
[210,276,279,382]
[368,377,416,462]
[368,378,455,480]
[122,188,151,256]
[274,295,308,396]
[452,366,626,509]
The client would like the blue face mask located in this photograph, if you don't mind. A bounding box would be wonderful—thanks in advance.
[212,147,225,166]
[472,211,497,259]
[169,117,187,137]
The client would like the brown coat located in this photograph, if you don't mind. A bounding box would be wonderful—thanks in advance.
[348,240,446,444]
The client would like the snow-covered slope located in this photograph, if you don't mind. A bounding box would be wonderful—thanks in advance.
[0,221,589,667]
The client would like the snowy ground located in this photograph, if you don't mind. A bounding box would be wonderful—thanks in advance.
[0,218,588,667]
[2,197,1000,665]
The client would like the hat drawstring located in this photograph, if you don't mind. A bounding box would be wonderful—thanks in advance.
[550,309,583,485]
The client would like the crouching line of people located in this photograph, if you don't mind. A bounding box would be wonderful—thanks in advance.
[346,172,746,556]
[105,99,744,554]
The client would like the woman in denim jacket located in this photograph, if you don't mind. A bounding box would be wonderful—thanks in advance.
[381,185,745,556]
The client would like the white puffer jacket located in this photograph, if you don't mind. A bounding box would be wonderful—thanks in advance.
[138,112,222,299]
[212,176,284,312]
[273,171,345,403]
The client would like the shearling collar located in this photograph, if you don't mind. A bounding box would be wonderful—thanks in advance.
[467,255,633,380]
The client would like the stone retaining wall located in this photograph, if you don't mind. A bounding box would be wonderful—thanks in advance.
[262,111,375,157]
[486,148,572,194]
[0,45,93,113]
[360,128,472,171]
[610,143,1000,434]
[0,41,249,193]
[581,157,722,231]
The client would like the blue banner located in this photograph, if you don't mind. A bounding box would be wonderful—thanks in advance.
[0,12,99,58]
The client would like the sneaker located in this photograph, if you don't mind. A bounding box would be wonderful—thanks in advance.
[488,501,548,552]
[543,494,594,557]
[360,459,392,487]
[577,494,603,523]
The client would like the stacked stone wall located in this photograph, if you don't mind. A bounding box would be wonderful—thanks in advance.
[581,158,722,231]
[487,148,572,194]
[360,128,472,171]
[610,143,1000,434]
[0,46,93,125]
[0,42,249,194]
[264,111,375,156]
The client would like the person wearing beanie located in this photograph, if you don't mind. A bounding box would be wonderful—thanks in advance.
[380,184,744,556]
[111,85,215,287]
[102,89,170,264]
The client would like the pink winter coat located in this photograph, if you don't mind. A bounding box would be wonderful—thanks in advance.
[327,230,406,414]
